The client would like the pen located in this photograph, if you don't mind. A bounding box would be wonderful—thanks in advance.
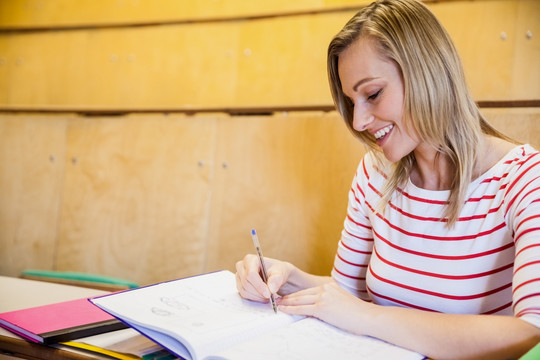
[251,229,278,314]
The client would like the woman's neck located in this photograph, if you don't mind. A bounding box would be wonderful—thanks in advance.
[409,135,517,191]
[410,143,454,191]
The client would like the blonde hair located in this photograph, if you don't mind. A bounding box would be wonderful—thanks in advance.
[327,0,512,226]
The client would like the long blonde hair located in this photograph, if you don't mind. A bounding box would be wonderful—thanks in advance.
[327,0,511,226]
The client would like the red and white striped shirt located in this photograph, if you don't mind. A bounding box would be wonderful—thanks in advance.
[332,144,540,328]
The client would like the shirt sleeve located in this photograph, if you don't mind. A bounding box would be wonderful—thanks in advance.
[331,155,375,300]
[507,150,540,329]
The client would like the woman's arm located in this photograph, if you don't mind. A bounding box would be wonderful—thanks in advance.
[278,281,540,360]
[368,305,540,360]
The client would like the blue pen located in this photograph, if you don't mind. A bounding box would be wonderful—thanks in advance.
[251,229,278,313]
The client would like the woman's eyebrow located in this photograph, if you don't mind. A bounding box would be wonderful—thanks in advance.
[353,77,379,92]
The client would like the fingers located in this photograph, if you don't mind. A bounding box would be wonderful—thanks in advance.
[277,289,319,316]
[278,288,318,306]
[235,254,272,302]
[276,283,344,317]
[266,269,284,294]
[235,270,265,301]
[279,303,317,316]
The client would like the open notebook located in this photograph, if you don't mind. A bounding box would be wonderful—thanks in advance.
[90,270,425,360]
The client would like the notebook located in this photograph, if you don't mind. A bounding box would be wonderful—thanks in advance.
[0,297,127,344]
[91,270,425,360]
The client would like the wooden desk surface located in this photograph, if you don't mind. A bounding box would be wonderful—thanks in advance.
[0,276,111,360]
[0,276,109,312]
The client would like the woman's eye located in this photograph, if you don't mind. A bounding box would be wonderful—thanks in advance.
[367,89,382,101]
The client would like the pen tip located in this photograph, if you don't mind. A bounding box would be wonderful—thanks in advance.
[251,229,256,235]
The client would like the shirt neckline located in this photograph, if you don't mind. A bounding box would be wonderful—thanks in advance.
[405,144,527,197]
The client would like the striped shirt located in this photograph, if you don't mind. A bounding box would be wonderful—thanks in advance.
[331,144,540,328]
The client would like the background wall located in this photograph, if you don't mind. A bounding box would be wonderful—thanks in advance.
[0,0,538,286]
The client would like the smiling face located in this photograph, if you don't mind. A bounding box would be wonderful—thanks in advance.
[338,38,420,163]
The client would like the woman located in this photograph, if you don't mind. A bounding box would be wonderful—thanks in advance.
[235,0,540,358]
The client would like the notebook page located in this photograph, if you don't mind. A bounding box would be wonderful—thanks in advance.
[92,271,296,360]
[209,317,425,360]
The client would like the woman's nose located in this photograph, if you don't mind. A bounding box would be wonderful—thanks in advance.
[352,106,374,132]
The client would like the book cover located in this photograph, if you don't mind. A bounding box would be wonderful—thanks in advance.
[91,270,425,360]
[0,297,127,344]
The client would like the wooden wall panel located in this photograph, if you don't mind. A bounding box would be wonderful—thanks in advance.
[431,0,540,101]
[1,1,537,110]
[483,108,540,149]
[0,0,371,29]
[0,23,241,108]
[55,114,217,285]
[0,11,349,109]
[0,114,67,277]
[236,13,347,107]
[205,112,365,276]
[512,0,540,101]
[53,112,365,284]
[0,110,539,283]
[431,1,515,101]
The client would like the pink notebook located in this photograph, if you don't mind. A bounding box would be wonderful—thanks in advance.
[0,297,126,344]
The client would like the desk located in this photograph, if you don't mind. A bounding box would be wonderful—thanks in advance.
[0,276,112,359]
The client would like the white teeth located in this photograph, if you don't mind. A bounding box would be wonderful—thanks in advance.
[375,124,394,140]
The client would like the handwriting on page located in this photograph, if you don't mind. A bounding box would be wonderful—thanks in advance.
[95,271,294,336]
[147,292,270,334]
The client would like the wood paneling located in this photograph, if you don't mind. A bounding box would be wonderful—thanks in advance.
[0,114,67,276]
[0,12,346,109]
[431,0,539,101]
[54,114,217,284]
[51,112,364,284]
[0,0,370,29]
[0,1,537,110]
[483,108,540,149]
[235,13,346,108]
[2,109,537,284]
[512,0,540,101]
[205,112,365,276]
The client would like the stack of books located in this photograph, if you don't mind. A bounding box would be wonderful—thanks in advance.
[0,296,173,359]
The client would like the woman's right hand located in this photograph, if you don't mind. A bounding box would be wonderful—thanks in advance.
[235,254,292,303]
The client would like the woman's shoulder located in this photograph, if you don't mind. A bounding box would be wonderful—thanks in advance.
[509,144,540,173]
[478,136,538,178]
[485,142,540,183]
[496,143,539,166]
[358,150,392,181]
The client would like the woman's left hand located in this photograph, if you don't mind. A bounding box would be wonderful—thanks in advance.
[276,281,369,335]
